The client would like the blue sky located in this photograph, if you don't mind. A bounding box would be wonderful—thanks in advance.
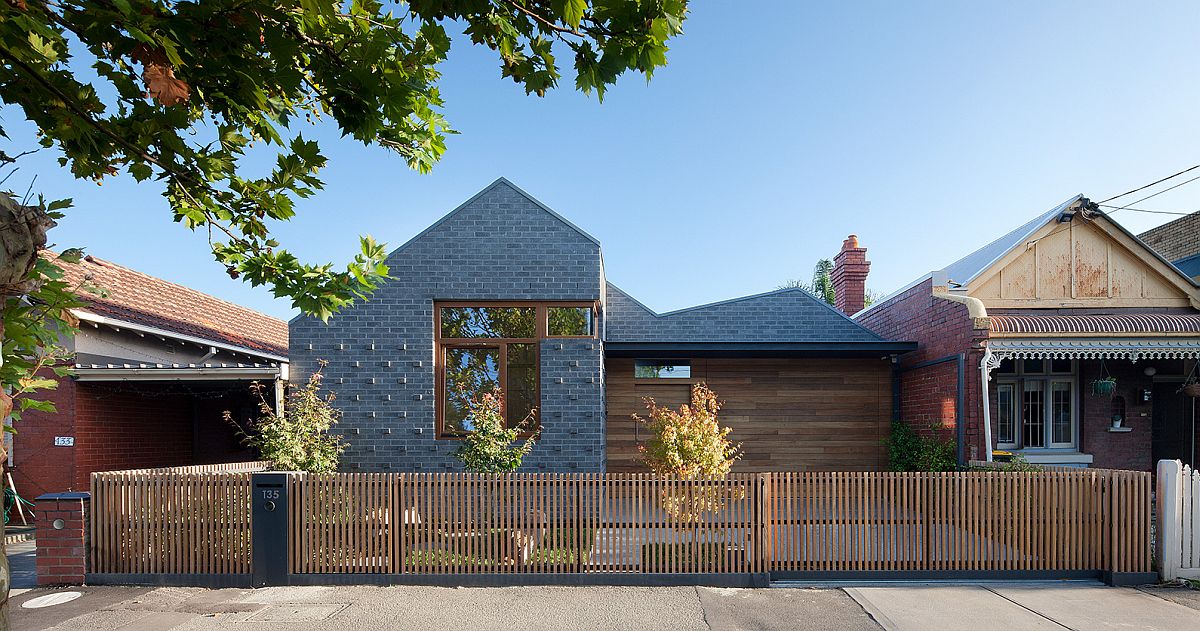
[4,1,1200,320]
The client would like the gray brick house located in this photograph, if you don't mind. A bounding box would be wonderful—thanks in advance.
[290,179,914,472]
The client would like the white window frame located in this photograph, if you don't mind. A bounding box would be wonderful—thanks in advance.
[995,359,1078,451]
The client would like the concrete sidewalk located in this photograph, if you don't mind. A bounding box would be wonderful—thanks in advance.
[846,583,1200,631]
[10,582,1199,630]
[11,584,880,631]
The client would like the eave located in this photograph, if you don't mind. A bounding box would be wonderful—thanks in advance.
[603,341,917,359]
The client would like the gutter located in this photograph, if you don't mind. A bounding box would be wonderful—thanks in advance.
[74,366,282,382]
[73,309,289,363]
[930,272,990,330]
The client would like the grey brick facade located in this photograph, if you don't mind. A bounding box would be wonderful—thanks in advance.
[290,178,902,473]
[289,179,606,472]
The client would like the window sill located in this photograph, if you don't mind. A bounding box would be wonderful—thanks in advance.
[1010,451,1094,465]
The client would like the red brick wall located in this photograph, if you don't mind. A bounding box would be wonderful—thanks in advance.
[857,279,991,460]
[73,383,196,487]
[10,374,79,497]
[1079,360,1153,471]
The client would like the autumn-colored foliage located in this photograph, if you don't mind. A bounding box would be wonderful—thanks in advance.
[636,383,741,478]
[636,384,743,524]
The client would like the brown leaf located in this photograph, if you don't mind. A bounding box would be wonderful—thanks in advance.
[132,44,190,106]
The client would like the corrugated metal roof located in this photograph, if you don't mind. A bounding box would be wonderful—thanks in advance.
[941,195,1082,287]
[990,314,1200,335]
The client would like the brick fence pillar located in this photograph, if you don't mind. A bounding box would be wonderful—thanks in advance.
[35,491,90,585]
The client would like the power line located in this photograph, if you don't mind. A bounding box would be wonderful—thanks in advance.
[1097,205,1196,217]
[1102,174,1200,215]
[1098,163,1200,204]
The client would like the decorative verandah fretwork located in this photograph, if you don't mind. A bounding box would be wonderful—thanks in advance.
[977,337,1200,461]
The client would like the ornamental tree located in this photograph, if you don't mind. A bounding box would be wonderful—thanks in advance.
[451,387,536,473]
[0,0,689,320]
[636,383,742,525]
[636,383,741,479]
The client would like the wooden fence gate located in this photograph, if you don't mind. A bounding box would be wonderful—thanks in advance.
[1157,459,1200,580]
[89,467,1154,584]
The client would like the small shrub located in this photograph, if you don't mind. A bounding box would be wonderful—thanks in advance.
[227,360,345,473]
[971,453,1043,472]
[636,383,741,478]
[885,420,957,472]
[636,384,744,524]
[452,387,536,473]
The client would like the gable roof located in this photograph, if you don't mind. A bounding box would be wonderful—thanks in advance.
[605,282,889,343]
[940,195,1083,287]
[389,177,601,257]
[50,252,289,358]
[859,195,1200,319]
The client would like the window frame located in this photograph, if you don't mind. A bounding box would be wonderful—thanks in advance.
[546,305,598,338]
[995,359,1078,451]
[434,300,596,439]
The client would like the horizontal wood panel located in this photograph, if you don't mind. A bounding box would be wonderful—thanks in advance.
[606,358,891,473]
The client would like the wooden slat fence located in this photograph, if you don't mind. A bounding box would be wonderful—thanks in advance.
[91,470,254,574]
[288,473,760,574]
[90,468,1151,577]
[766,469,1151,573]
[1157,459,1200,580]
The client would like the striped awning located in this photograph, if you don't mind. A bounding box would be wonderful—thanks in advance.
[987,338,1200,360]
[990,313,1200,336]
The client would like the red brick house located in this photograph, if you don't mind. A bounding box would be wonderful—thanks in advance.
[8,254,287,498]
[852,196,1200,470]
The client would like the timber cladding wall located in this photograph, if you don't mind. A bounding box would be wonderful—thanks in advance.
[605,358,892,473]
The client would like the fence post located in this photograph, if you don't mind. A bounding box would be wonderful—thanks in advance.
[757,473,771,574]
[251,472,291,587]
[574,475,584,574]
[34,492,90,585]
[1157,459,1183,581]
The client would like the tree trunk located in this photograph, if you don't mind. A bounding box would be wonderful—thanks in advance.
[0,194,57,627]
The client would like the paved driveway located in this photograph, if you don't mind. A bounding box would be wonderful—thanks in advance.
[845,583,1200,631]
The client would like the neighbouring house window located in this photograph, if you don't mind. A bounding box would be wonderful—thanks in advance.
[436,302,595,437]
[634,360,691,379]
[547,306,595,337]
[996,359,1077,450]
[996,383,1016,446]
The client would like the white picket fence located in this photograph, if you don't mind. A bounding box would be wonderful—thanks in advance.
[1157,459,1200,580]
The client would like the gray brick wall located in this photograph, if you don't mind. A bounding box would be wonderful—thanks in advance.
[289,179,606,472]
[605,283,885,342]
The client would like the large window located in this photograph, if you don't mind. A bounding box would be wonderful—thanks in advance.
[436,302,595,437]
[994,358,1077,450]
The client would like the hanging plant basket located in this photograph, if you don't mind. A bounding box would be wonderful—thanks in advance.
[1091,378,1117,397]
[1181,382,1200,398]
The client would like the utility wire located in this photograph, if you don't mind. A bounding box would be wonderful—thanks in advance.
[1097,205,1196,217]
[1102,174,1200,215]
[1098,163,1200,204]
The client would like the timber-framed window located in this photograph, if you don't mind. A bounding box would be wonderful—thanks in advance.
[435,301,596,438]
[994,358,1077,450]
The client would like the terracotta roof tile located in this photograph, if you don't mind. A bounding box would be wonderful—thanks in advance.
[47,252,288,357]
[990,314,1200,335]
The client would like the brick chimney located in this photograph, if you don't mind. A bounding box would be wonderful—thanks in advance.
[832,234,870,315]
